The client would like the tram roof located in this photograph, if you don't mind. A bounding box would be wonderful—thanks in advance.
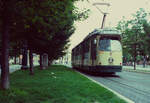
[72,28,121,51]
[84,28,121,40]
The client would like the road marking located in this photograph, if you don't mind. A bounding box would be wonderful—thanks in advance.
[77,71,135,103]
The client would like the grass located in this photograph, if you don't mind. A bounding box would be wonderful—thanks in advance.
[0,65,127,103]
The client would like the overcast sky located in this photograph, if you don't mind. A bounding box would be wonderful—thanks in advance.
[69,0,150,51]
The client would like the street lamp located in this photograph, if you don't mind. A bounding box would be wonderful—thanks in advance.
[93,2,110,29]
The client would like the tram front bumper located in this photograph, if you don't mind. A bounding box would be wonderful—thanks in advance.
[88,65,122,72]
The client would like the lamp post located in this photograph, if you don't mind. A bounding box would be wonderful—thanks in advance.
[93,2,110,29]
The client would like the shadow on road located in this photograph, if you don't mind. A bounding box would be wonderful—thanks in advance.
[75,69,120,78]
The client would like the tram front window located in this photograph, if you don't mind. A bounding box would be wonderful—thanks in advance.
[99,39,122,51]
[111,40,122,51]
[99,39,111,51]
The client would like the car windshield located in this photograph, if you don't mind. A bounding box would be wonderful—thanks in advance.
[99,39,122,51]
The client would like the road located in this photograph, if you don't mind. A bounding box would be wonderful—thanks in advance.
[0,65,21,75]
[86,71,150,103]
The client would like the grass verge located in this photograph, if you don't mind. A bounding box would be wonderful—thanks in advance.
[0,65,127,103]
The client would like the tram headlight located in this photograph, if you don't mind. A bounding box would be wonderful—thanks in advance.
[94,39,97,44]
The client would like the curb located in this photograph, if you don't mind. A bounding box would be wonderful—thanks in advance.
[123,69,150,74]
[77,71,134,103]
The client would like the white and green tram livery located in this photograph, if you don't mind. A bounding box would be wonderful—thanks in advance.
[72,28,122,74]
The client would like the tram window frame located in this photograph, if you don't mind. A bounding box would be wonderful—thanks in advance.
[74,48,77,56]
[76,47,79,55]
[72,49,75,61]
[75,48,78,60]
[81,43,84,53]
[78,46,80,55]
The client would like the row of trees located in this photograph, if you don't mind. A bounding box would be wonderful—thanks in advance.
[116,8,150,69]
[0,0,89,90]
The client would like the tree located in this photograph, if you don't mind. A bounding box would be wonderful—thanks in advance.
[117,8,150,69]
[0,0,12,89]
[0,0,89,89]
[29,49,34,75]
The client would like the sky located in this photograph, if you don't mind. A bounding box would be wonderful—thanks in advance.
[69,0,150,51]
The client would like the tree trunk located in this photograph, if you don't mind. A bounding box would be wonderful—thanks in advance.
[133,44,136,70]
[48,60,52,66]
[40,54,43,70]
[19,55,21,65]
[42,54,48,69]
[21,40,28,70]
[14,54,17,64]
[0,55,2,67]
[143,56,146,68]
[29,49,34,75]
[1,2,10,89]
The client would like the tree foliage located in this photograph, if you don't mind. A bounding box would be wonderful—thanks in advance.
[116,8,150,69]
[0,0,89,63]
[9,0,89,59]
[0,0,89,89]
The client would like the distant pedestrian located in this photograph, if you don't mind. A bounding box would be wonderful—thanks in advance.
[143,56,146,68]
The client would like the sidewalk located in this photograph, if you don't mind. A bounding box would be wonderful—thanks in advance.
[0,65,21,75]
[0,61,40,75]
[123,65,150,73]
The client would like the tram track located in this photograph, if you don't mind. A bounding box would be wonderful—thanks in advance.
[80,70,150,103]
[88,72,150,103]
[102,76,150,98]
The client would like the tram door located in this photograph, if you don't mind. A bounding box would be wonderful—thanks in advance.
[90,38,97,65]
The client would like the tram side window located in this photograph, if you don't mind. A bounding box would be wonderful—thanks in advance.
[81,43,84,54]
[75,47,79,60]
[75,48,78,60]
[84,40,89,53]
[79,45,82,55]
[77,47,80,55]
[72,49,75,61]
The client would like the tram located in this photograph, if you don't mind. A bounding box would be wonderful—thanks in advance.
[71,28,122,74]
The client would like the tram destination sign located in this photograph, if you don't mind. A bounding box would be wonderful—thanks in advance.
[85,28,121,40]
[90,29,121,35]
[100,29,121,34]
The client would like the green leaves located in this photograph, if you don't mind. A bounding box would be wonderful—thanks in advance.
[0,0,89,63]
[117,8,150,62]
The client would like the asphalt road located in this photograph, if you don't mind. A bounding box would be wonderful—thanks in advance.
[86,71,150,103]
